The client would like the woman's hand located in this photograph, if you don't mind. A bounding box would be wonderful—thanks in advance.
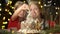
[19,4,29,11]
[11,4,29,21]
[18,4,29,17]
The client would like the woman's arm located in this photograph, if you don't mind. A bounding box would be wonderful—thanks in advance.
[11,7,22,21]
[11,4,29,21]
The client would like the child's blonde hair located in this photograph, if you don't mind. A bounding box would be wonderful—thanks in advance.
[14,1,24,10]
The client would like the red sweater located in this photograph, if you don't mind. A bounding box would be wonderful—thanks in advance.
[48,20,55,28]
[8,18,21,30]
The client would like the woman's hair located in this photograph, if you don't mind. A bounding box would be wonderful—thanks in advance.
[29,1,44,19]
[14,1,24,10]
[29,1,41,11]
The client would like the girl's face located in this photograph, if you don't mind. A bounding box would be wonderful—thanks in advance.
[18,10,27,18]
[30,4,40,18]
[17,5,24,18]
[18,4,28,18]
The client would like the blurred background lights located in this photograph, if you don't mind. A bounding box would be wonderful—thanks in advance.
[12,7,14,9]
[38,1,41,4]
[3,17,6,20]
[0,8,2,11]
[3,22,8,24]
[0,14,1,16]
[56,12,58,15]
[10,6,13,8]
[41,5,43,8]
[8,18,10,21]
[9,1,12,4]
[54,3,56,5]
[6,10,9,12]
[5,9,8,11]
[9,12,12,15]
[23,1,26,3]
[48,1,52,3]
[12,30,15,34]
[58,7,59,10]
[0,3,1,6]
[7,2,9,5]
[55,7,58,9]
[44,4,46,6]
[2,25,5,29]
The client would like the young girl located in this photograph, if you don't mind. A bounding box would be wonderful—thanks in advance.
[20,1,47,30]
[8,1,29,30]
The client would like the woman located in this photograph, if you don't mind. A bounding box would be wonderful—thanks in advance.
[29,1,44,30]
[23,1,48,30]
[8,1,29,30]
[29,1,55,30]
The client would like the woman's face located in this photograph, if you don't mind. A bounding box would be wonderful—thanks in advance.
[18,4,28,18]
[17,5,25,18]
[18,10,27,18]
[30,4,40,18]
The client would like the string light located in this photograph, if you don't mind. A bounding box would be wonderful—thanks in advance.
[9,12,12,15]
[0,14,1,16]
[49,33,53,34]
[38,1,41,4]
[0,8,2,11]
[5,9,10,13]
[56,12,58,15]
[2,25,5,29]
[54,3,56,5]
[5,9,8,11]
[0,3,1,6]
[48,1,51,3]
[7,0,12,6]
[9,6,14,11]
[10,6,14,9]
[44,4,46,6]
[23,1,25,3]
[3,22,8,24]
[55,7,58,9]
[12,30,15,34]
[55,7,60,10]
[7,2,9,5]
[9,1,12,4]
[7,4,8,6]
[6,10,9,12]
[3,17,5,20]
[6,0,9,5]
[40,5,43,8]
[8,18,10,21]
[58,7,59,10]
